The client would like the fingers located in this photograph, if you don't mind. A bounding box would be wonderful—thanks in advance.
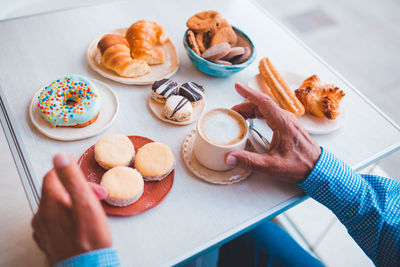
[41,169,70,206]
[235,82,286,129]
[225,150,273,172]
[89,182,108,200]
[53,153,97,210]
[231,101,264,119]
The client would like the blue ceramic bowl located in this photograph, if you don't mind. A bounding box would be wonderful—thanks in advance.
[183,26,256,77]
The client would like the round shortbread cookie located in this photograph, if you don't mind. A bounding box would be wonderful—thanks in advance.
[101,166,144,207]
[95,134,135,170]
[135,142,174,181]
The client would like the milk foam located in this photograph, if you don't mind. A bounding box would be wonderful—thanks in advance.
[201,110,245,145]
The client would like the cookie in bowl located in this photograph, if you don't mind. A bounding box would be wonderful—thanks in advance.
[183,10,255,76]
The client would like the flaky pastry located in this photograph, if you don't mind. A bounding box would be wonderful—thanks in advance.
[295,75,345,120]
[97,34,150,78]
[126,20,168,65]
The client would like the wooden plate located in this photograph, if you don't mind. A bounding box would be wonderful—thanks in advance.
[248,72,346,135]
[87,28,179,85]
[30,78,119,141]
[148,97,206,126]
[78,136,174,216]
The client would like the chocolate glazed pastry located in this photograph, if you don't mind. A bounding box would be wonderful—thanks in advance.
[151,78,179,103]
[179,82,205,106]
[170,97,190,118]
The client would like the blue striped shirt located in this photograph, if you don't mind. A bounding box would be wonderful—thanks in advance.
[299,147,400,266]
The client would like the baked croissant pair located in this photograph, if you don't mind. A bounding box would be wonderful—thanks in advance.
[97,20,167,78]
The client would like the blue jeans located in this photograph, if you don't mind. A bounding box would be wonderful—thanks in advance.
[218,221,324,267]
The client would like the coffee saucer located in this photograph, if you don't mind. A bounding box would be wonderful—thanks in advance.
[182,130,253,184]
[148,97,206,126]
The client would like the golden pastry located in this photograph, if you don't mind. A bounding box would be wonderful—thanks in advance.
[186,10,223,33]
[97,34,150,77]
[210,25,237,47]
[126,20,168,65]
[187,30,201,56]
[295,75,345,120]
[258,57,305,117]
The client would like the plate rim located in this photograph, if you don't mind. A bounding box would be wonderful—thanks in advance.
[29,78,119,141]
[87,28,180,85]
[78,135,174,216]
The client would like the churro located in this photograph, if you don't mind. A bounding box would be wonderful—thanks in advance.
[258,57,305,117]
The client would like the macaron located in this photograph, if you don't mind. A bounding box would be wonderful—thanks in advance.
[201,42,231,61]
[213,59,232,65]
[231,46,251,64]
[221,46,245,61]
[164,95,192,122]
[101,166,144,207]
[95,134,135,170]
[135,142,175,181]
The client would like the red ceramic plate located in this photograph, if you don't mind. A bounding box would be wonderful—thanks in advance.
[78,136,174,216]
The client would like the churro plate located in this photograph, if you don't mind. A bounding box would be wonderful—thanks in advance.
[248,72,346,135]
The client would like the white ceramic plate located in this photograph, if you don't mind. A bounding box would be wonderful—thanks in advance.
[87,28,179,85]
[30,79,119,141]
[248,72,345,135]
[148,97,206,126]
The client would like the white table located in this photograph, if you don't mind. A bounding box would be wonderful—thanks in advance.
[0,0,399,266]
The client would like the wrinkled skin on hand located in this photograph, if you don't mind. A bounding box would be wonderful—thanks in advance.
[31,153,111,265]
[225,83,321,183]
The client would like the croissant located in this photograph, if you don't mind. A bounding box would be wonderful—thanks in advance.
[98,34,150,78]
[295,75,345,120]
[126,20,168,65]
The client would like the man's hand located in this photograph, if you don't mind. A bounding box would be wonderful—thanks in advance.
[31,153,112,265]
[225,83,321,183]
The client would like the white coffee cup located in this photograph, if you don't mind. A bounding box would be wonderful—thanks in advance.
[194,108,249,171]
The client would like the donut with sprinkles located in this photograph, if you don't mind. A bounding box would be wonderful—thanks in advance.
[37,75,102,128]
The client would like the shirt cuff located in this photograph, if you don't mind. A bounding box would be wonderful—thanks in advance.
[298,147,362,206]
[54,248,120,267]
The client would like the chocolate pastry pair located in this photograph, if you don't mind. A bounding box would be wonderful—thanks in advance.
[151,78,205,106]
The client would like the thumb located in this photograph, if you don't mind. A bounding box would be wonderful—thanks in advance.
[225,150,273,172]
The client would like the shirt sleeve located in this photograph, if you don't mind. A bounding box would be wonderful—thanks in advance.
[299,147,400,267]
[54,248,120,267]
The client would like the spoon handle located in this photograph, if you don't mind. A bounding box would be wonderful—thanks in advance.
[249,126,271,150]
